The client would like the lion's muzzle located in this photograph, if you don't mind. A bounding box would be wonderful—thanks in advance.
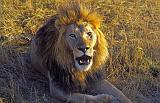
[77,47,89,53]
[74,48,93,71]
[76,55,92,65]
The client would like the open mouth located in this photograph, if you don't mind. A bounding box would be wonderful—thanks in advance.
[75,55,92,65]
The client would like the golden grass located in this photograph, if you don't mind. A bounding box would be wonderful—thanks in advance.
[0,0,160,103]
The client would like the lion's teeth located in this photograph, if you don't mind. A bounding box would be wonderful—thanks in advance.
[87,59,90,63]
[80,60,83,64]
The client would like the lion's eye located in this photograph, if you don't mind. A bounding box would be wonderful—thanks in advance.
[69,34,76,39]
[87,32,92,38]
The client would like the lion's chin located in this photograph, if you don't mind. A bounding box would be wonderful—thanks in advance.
[74,55,93,71]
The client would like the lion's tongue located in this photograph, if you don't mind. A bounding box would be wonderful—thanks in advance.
[76,55,91,65]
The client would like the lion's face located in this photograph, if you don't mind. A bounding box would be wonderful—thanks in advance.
[64,22,97,71]
[34,3,109,82]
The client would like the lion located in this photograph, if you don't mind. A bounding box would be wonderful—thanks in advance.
[30,1,132,103]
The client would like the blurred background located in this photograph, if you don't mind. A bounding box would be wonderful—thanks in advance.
[0,0,160,103]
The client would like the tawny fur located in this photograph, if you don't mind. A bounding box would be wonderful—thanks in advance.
[34,2,108,82]
[30,1,132,103]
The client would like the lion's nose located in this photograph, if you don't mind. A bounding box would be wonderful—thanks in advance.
[78,47,89,53]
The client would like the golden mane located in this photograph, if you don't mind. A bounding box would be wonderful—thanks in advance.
[55,0,103,29]
[35,1,109,86]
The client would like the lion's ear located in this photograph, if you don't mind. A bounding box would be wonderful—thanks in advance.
[55,19,61,30]
[55,19,66,34]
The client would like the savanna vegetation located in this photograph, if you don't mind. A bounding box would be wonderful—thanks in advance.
[0,0,160,103]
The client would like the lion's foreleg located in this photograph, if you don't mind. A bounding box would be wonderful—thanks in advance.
[48,82,114,103]
[48,71,120,103]
[68,93,120,103]
[90,80,133,103]
[48,71,116,103]
[48,71,68,102]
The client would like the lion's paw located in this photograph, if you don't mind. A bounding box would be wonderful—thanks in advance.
[95,94,120,103]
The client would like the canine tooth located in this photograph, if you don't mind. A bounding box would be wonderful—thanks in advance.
[80,60,83,64]
[87,59,90,63]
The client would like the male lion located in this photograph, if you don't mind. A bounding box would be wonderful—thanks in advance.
[30,1,132,103]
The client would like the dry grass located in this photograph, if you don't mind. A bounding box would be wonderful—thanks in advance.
[0,0,160,103]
